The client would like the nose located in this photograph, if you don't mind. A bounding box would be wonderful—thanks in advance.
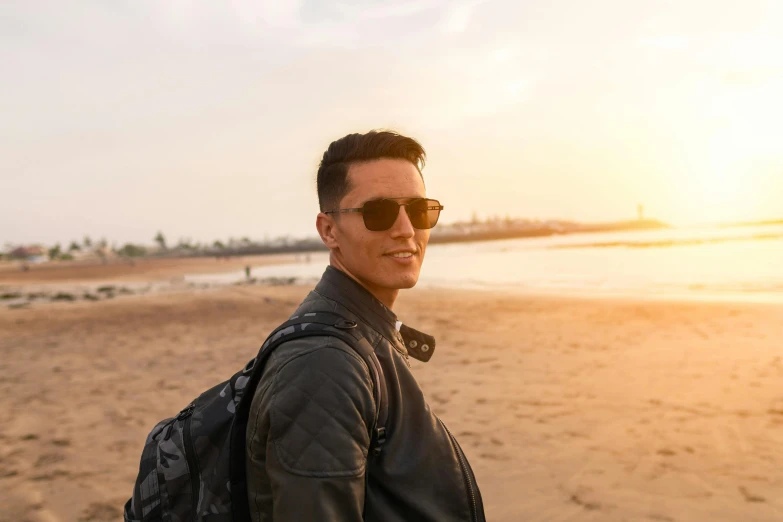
[389,204,415,239]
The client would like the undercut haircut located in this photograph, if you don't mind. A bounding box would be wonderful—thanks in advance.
[316,130,427,212]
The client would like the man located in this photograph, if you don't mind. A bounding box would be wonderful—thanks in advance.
[245,130,486,521]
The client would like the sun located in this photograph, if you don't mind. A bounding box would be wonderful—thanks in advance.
[670,132,764,225]
[671,78,783,225]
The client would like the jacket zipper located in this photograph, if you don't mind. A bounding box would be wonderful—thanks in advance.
[180,405,200,516]
[394,345,411,368]
[438,417,480,522]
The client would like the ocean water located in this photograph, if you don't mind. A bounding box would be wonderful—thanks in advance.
[186,224,783,303]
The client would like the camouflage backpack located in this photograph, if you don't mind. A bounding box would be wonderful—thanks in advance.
[124,311,389,522]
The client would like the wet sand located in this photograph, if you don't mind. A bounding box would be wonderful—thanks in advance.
[0,253,299,285]
[1,278,782,521]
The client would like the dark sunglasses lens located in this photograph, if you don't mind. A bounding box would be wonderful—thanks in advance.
[407,199,441,229]
[362,199,400,231]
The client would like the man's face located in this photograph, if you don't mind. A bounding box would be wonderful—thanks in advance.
[320,158,430,305]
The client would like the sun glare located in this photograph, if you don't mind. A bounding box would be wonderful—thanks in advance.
[666,70,782,225]
[675,138,771,225]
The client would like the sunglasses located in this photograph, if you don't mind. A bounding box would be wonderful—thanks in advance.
[324,198,444,232]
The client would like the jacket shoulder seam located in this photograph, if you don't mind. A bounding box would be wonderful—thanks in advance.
[273,338,370,380]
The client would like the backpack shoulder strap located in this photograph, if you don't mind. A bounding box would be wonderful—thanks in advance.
[229,311,388,521]
[257,311,389,442]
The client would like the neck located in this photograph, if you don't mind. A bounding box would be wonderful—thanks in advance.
[329,256,398,309]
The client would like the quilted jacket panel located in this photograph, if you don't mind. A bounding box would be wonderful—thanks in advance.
[270,346,375,476]
[245,338,375,521]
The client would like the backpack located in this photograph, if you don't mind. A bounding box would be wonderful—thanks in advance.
[123,311,389,522]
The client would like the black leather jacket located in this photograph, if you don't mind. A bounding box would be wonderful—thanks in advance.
[245,266,486,521]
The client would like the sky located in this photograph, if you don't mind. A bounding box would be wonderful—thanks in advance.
[2,0,782,247]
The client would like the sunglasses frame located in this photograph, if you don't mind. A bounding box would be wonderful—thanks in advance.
[324,197,444,231]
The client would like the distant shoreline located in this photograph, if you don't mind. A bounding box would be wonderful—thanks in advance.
[428,219,668,245]
[717,218,783,229]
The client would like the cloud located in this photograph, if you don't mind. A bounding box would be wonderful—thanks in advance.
[438,0,487,35]
[151,0,303,28]
[334,0,444,20]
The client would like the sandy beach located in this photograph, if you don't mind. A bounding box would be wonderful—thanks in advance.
[1,263,782,521]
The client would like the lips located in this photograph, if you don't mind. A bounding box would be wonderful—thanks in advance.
[385,250,416,258]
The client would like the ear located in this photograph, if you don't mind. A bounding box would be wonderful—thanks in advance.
[316,212,340,250]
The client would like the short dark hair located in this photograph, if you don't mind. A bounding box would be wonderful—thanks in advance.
[316,130,426,211]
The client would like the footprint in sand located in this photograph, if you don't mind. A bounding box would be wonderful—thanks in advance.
[738,486,765,503]
[479,452,506,461]
[106,440,135,453]
[30,469,70,481]
[430,393,450,405]
[476,356,497,364]
[35,453,65,466]
[79,502,123,522]
[568,493,602,511]
[0,468,19,478]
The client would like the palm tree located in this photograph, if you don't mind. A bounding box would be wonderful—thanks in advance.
[48,243,62,261]
[154,231,167,250]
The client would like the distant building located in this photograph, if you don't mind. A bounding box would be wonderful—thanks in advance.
[9,245,47,263]
[637,204,645,221]
[10,245,45,258]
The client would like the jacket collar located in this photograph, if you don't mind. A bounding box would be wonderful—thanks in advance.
[313,266,436,362]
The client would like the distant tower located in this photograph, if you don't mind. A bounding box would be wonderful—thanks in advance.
[637,204,645,221]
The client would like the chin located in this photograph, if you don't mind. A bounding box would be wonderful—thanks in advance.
[388,271,420,290]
